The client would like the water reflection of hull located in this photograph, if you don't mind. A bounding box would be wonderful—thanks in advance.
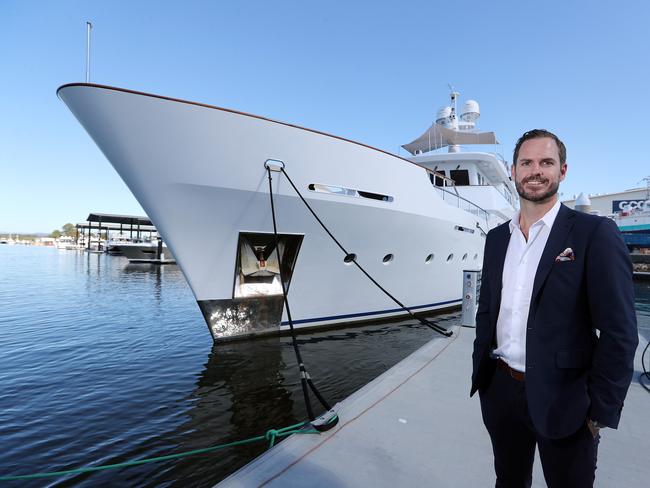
[159,338,297,484]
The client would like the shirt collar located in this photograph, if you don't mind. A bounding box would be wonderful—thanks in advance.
[509,199,562,234]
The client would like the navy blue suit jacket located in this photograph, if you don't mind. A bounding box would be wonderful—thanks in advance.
[470,204,638,439]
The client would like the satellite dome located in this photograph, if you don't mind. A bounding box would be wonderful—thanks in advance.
[575,192,591,206]
[436,106,452,125]
[460,100,480,122]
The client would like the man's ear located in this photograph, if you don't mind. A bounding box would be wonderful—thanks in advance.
[511,162,516,180]
[560,163,568,182]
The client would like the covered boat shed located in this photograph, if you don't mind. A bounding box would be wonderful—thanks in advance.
[76,213,158,250]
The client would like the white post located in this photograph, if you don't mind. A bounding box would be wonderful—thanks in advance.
[461,269,481,327]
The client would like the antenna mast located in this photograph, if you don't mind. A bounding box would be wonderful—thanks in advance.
[640,176,650,201]
[86,21,92,83]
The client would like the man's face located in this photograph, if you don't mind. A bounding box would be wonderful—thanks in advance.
[512,137,567,203]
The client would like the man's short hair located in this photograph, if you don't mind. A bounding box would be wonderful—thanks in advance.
[513,129,566,166]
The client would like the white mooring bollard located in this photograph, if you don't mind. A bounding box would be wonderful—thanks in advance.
[461,269,482,327]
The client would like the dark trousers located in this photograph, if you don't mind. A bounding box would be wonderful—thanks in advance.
[479,365,599,488]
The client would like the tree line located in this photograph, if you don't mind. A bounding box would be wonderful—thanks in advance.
[50,223,76,239]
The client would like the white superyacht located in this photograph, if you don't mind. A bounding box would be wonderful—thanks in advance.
[58,84,517,340]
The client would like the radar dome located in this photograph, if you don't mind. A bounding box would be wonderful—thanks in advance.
[436,106,452,125]
[460,100,480,122]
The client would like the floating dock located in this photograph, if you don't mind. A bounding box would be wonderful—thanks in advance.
[218,326,650,487]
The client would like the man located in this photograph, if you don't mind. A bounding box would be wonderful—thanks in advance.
[471,129,638,487]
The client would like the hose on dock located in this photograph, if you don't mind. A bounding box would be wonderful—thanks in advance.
[277,166,451,338]
[0,420,324,481]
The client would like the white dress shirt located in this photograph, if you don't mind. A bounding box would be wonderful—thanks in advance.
[493,200,562,372]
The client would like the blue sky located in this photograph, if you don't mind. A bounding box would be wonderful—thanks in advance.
[1,0,649,233]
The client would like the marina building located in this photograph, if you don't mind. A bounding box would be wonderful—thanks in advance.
[563,187,649,216]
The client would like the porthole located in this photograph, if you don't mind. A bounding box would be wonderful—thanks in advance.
[383,253,394,264]
[447,253,454,262]
[473,253,478,260]
[462,253,468,261]
[425,253,434,263]
[344,253,356,264]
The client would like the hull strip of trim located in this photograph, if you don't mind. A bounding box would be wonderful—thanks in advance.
[281,299,462,325]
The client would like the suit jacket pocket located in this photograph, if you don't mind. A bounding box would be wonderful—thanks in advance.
[555,349,592,369]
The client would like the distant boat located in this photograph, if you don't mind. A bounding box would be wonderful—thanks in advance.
[105,234,132,255]
[113,240,175,263]
[614,210,650,234]
[611,178,650,248]
[0,234,16,245]
[59,83,517,341]
[56,236,76,250]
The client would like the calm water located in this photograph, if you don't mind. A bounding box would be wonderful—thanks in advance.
[1,246,649,487]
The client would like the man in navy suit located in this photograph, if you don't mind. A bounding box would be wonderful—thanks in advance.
[471,129,638,487]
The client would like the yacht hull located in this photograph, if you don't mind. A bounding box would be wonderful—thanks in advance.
[58,84,487,340]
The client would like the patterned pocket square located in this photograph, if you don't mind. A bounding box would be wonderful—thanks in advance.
[555,247,575,262]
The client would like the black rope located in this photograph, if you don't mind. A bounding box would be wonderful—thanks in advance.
[266,167,338,432]
[640,340,650,394]
[279,167,451,338]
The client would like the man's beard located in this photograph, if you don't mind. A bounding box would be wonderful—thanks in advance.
[515,177,560,203]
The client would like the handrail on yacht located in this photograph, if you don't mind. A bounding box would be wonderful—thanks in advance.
[425,169,490,227]
[426,169,459,195]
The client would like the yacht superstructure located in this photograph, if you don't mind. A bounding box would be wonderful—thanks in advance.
[58,84,517,341]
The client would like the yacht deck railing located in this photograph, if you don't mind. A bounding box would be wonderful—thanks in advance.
[427,170,490,229]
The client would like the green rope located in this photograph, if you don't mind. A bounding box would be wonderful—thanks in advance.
[0,420,322,481]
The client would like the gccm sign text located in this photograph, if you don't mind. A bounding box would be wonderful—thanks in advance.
[612,199,650,212]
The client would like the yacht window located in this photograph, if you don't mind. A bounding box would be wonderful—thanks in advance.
[449,169,470,186]
[358,190,392,202]
[309,183,393,202]
[454,225,475,234]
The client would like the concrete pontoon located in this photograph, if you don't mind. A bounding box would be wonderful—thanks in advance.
[218,326,650,487]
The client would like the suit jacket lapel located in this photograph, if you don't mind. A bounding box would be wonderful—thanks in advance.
[492,223,511,316]
[530,204,576,301]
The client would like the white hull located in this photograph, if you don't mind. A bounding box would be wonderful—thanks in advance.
[59,84,502,340]
[614,212,650,233]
